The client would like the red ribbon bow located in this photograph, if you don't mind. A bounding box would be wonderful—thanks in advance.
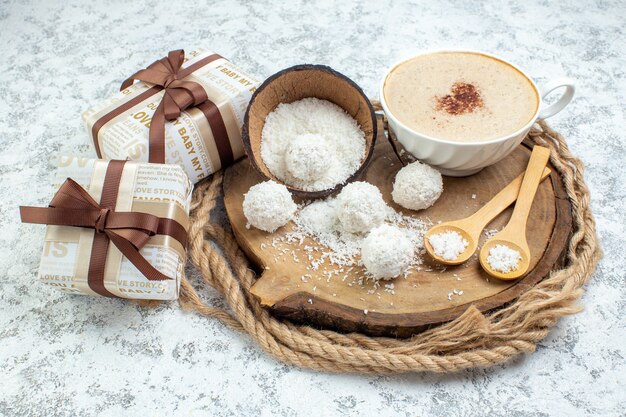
[120,50,209,163]
[20,162,187,297]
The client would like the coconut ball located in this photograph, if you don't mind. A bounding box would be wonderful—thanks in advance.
[298,199,338,235]
[392,161,443,211]
[361,225,414,280]
[336,181,388,234]
[243,180,297,232]
[285,133,334,181]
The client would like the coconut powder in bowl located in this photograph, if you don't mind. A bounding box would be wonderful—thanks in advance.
[260,97,366,192]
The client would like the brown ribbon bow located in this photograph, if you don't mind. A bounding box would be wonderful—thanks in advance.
[120,50,209,163]
[20,160,187,297]
[91,50,232,168]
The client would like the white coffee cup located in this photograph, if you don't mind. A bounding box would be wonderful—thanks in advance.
[379,50,575,176]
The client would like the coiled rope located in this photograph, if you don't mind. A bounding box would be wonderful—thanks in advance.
[178,117,601,374]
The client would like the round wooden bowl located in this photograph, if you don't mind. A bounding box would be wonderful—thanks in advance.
[241,64,377,199]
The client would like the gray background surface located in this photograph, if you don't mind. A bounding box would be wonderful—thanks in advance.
[1,0,625,416]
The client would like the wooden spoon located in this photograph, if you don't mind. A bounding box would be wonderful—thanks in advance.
[479,146,552,279]
[424,165,551,265]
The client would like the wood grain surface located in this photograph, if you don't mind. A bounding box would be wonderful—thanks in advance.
[223,118,572,337]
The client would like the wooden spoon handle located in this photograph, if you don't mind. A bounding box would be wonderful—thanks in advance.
[507,146,552,234]
[465,167,551,236]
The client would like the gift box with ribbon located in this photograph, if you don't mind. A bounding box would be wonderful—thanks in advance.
[20,156,192,300]
[82,48,260,183]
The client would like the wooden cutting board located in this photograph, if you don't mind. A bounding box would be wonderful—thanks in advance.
[223,118,572,337]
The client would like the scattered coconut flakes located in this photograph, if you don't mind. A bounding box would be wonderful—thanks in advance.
[484,228,499,239]
[265,188,431,294]
[447,288,464,301]
[291,195,428,275]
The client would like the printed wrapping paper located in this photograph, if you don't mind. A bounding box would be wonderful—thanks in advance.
[28,156,192,300]
[82,48,261,183]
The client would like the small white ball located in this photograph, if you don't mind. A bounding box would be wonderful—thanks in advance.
[297,199,338,235]
[336,181,388,234]
[392,161,443,211]
[285,133,334,181]
[243,180,297,232]
[361,225,413,280]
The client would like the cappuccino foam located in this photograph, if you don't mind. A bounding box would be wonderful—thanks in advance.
[384,52,539,142]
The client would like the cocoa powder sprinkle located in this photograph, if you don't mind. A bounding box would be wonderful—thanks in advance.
[435,82,484,115]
